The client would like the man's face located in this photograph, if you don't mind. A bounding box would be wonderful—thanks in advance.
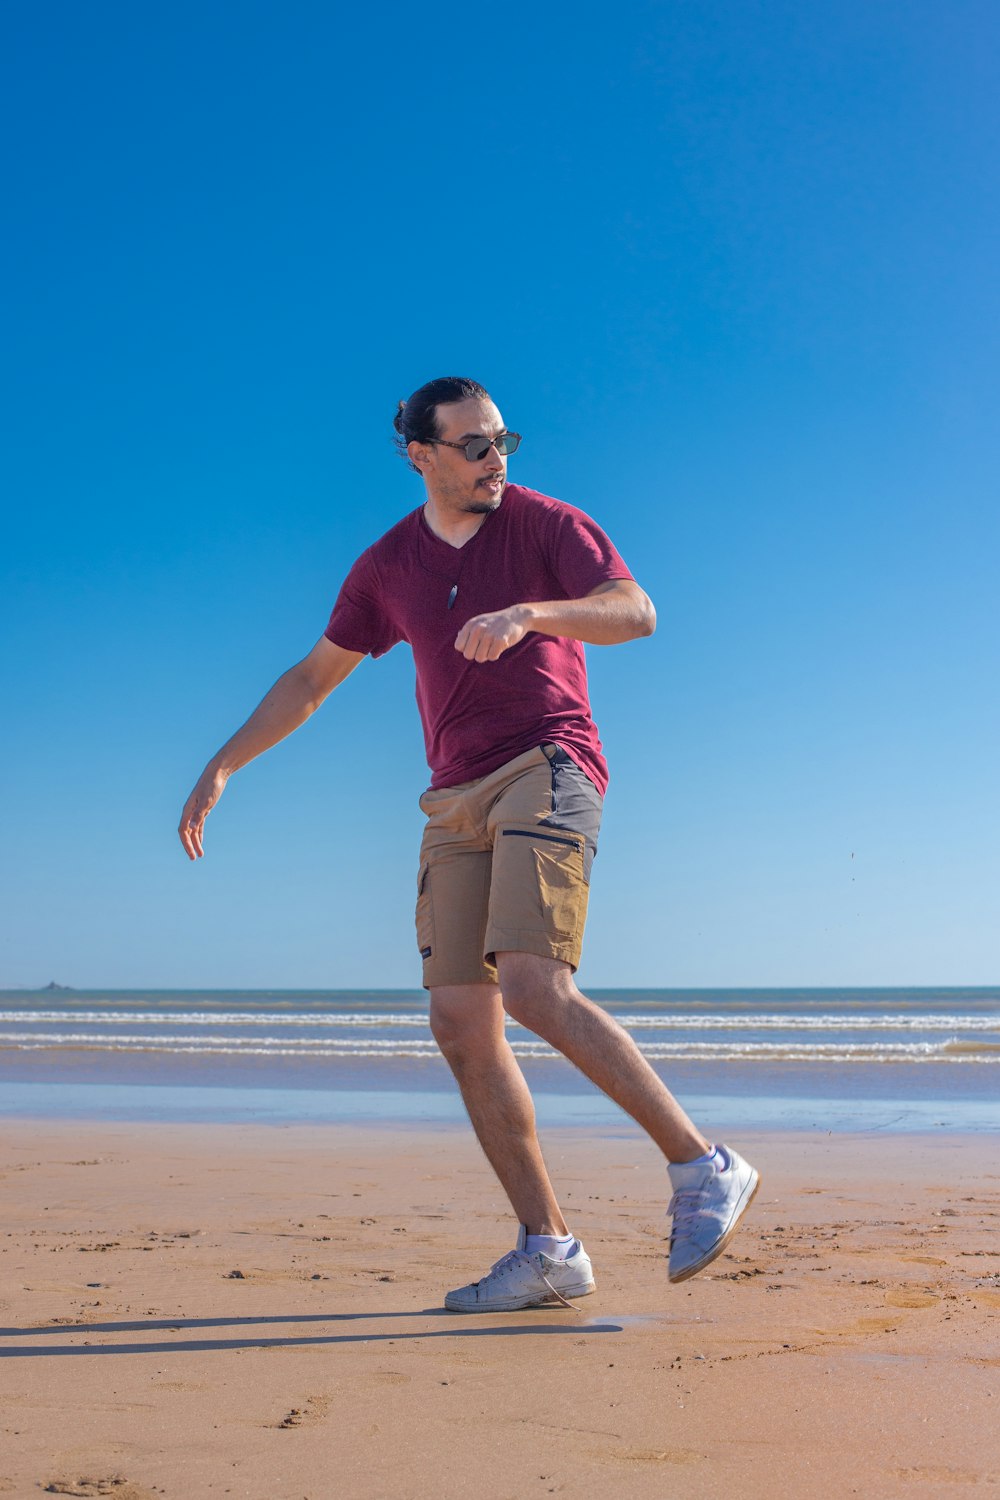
[414,397,509,514]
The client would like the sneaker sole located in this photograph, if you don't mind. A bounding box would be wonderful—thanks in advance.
[668,1171,761,1284]
[444,1279,596,1313]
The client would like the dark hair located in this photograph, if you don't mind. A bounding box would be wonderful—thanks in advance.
[393,376,491,470]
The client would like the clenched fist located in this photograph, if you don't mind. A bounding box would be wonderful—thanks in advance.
[454,605,530,663]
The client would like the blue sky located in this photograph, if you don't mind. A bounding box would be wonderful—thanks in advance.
[2,1,997,988]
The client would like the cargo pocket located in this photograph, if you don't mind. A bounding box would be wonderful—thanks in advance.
[531,838,586,941]
[415,861,434,959]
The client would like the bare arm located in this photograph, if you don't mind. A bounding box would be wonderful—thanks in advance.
[178,636,364,859]
[453,579,656,664]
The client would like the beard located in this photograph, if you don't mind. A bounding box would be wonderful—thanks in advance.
[464,478,505,515]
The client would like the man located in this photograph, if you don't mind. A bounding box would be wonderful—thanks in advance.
[179,375,759,1312]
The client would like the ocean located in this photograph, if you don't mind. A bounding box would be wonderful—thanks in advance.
[2,987,998,1132]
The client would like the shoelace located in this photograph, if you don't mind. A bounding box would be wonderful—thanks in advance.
[477,1250,580,1311]
[667,1188,705,1238]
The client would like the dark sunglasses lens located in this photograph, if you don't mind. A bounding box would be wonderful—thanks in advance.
[463,433,521,460]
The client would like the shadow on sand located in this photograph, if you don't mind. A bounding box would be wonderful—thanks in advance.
[0,1308,622,1356]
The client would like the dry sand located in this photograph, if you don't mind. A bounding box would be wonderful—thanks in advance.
[1,1120,998,1499]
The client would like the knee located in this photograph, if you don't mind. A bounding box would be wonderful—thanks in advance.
[501,978,571,1036]
[500,981,535,1029]
[429,996,501,1061]
[428,1005,466,1056]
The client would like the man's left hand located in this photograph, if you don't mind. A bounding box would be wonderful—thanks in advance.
[454,606,530,663]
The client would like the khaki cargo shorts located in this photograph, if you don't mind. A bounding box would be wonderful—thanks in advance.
[415,743,603,990]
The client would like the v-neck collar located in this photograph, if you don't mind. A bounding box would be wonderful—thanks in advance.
[418,497,501,553]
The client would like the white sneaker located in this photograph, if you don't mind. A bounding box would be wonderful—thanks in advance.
[444,1226,596,1313]
[667,1145,760,1283]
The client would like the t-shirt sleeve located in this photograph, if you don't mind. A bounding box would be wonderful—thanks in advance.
[324,548,402,659]
[546,503,635,599]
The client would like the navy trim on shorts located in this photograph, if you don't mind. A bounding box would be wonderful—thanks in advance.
[537,744,603,881]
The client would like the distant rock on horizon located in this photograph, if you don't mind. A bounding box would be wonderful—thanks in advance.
[41,980,74,992]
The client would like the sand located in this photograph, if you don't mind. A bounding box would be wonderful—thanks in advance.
[1,1119,998,1499]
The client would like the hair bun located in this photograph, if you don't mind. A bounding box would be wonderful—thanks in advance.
[392,377,488,466]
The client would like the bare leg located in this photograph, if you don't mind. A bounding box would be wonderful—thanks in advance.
[496,952,710,1163]
[429,982,569,1236]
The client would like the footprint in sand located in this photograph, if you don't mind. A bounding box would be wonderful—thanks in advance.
[597,1447,704,1466]
[886,1289,940,1309]
[43,1479,156,1499]
[892,1465,1000,1485]
[275,1394,332,1429]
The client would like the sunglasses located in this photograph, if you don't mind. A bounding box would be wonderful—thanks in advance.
[426,432,522,463]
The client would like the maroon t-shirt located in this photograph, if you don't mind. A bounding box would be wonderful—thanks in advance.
[324,483,634,794]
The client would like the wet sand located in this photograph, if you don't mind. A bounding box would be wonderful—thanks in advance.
[1,1121,998,1498]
